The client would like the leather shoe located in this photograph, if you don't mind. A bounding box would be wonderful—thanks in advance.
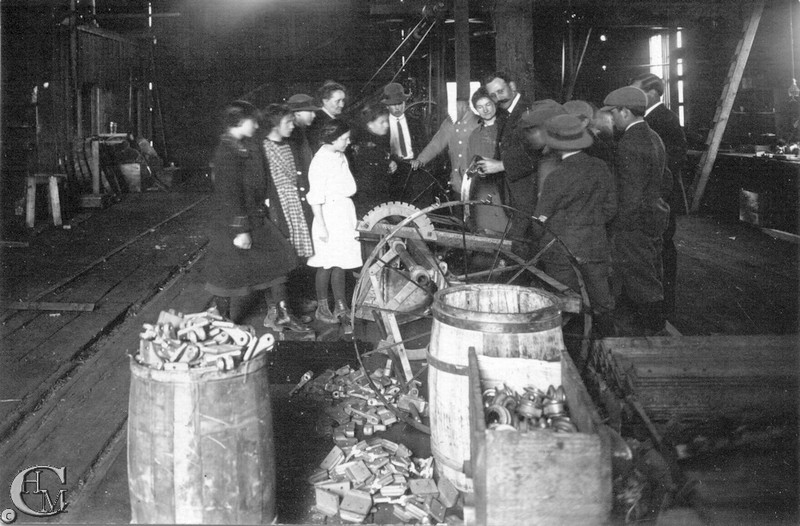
[264,302,311,332]
[333,300,351,321]
[315,302,339,324]
[298,297,318,314]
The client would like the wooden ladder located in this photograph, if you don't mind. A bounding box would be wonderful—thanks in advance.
[690,0,765,212]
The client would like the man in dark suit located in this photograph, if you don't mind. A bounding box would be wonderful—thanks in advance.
[631,73,687,321]
[603,86,671,334]
[381,82,429,204]
[381,82,425,162]
[477,72,534,234]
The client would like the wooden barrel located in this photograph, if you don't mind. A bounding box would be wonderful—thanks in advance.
[428,284,565,492]
[128,352,276,524]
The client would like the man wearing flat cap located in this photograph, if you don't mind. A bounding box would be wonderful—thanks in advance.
[603,86,671,334]
[534,114,617,332]
[631,73,687,322]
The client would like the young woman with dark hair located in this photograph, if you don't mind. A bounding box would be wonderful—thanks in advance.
[306,119,362,324]
[204,101,308,331]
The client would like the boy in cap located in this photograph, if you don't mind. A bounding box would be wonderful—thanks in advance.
[603,86,671,334]
[534,114,617,331]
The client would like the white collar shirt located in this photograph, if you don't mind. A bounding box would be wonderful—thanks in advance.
[506,92,521,115]
[644,101,663,117]
[625,119,646,132]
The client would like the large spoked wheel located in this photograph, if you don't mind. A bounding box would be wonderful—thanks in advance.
[350,200,593,374]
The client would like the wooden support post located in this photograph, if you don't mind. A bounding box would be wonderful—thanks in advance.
[26,177,36,228]
[690,0,765,212]
[454,0,470,102]
[494,0,535,97]
[48,175,62,226]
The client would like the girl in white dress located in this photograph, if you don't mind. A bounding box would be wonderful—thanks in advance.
[306,119,363,323]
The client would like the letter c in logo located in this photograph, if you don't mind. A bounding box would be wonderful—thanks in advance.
[10,466,67,517]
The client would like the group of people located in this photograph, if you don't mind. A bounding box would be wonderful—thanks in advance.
[412,70,685,335]
[204,70,686,336]
[418,71,684,335]
[203,80,435,331]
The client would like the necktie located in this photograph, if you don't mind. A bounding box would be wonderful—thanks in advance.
[396,119,408,158]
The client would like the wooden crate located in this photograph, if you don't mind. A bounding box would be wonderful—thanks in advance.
[468,348,611,526]
[596,335,798,436]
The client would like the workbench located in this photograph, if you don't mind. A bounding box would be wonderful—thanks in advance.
[690,150,800,233]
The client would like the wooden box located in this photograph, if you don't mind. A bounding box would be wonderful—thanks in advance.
[596,335,798,437]
[468,348,611,526]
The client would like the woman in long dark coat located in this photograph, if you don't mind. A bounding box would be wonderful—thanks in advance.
[204,100,308,330]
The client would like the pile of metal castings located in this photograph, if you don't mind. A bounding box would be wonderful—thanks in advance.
[134,309,274,371]
[298,363,428,441]
[309,438,458,523]
[483,384,578,433]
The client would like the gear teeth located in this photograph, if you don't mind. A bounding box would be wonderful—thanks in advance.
[358,201,436,240]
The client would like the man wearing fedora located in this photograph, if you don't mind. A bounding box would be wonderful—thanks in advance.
[603,86,671,334]
[517,100,566,201]
[534,114,617,332]
[381,82,428,202]
[382,82,425,162]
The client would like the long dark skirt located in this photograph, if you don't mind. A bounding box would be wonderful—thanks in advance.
[204,217,297,297]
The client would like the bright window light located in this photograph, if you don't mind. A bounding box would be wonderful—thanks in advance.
[678,80,684,103]
[678,106,685,126]
[446,81,481,122]
[676,30,682,48]
[649,35,665,78]
[677,58,683,76]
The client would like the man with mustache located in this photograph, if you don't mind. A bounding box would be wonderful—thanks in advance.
[477,72,534,236]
